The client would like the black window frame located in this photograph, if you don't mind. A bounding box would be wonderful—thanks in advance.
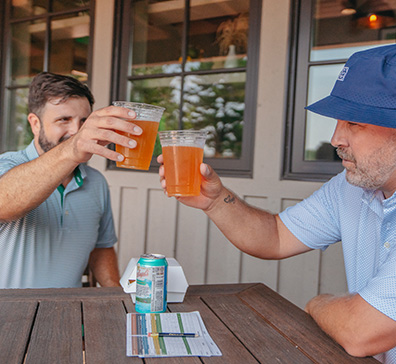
[283,0,343,182]
[110,0,262,177]
[0,0,95,154]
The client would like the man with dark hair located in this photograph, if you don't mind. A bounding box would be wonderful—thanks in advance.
[158,45,396,363]
[0,72,141,288]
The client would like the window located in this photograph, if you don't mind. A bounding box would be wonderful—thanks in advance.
[285,0,396,181]
[0,0,94,153]
[112,0,262,176]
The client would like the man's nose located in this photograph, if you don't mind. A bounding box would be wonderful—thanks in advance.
[68,120,82,136]
[330,120,348,148]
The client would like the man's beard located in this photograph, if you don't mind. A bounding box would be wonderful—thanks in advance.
[38,126,69,153]
[336,146,396,190]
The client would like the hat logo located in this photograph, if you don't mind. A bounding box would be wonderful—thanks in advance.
[337,67,349,81]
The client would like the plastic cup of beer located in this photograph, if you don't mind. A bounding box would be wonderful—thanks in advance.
[112,101,165,170]
[159,130,208,197]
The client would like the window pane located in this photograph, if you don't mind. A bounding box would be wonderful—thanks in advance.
[11,0,48,19]
[187,0,249,71]
[52,0,90,12]
[311,0,396,61]
[184,73,245,159]
[49,12,90,81]
[130,0,183,76]
[5,88,31,151]
[305,65,341,161]
[10,19,45,85]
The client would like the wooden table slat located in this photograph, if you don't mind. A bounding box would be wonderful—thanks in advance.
[186,283,259,297]
[25,300,83,364]
[83,299,141,364]
[0,287,126,302]
[201,294,314,364]
[0,301,37,363]
[238,284,379,363]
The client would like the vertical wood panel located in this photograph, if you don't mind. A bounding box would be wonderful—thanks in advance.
[206,221,241,283]
[175,204,208,284]
[320,242,347,295]
[278,198,320,309]
[146,189,177,257]
[117,187,146,273]
[278,251,320,309]
[240,196,279,290]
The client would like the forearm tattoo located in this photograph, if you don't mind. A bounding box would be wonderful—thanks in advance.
[224,194,236,204]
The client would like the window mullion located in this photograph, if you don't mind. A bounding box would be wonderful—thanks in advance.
[178,0,190,130]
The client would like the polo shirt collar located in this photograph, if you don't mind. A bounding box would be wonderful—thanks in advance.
[361,187,396,219]
[26,141,40,161]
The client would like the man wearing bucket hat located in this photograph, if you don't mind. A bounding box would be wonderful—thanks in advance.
[158,44,396,363]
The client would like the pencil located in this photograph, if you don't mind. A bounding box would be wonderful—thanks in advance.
[148,332,199,338]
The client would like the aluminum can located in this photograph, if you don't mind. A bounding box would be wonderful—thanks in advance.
[135,254,168,313]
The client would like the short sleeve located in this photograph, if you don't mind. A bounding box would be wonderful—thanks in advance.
[279,173,344,250]
[95,182,117,249]
[0,158,19,177]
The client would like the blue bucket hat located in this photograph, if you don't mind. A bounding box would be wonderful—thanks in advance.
[305,44,396,128]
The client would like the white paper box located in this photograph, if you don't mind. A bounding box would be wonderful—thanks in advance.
[120,257,189,303]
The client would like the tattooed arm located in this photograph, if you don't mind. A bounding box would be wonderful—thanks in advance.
[158,158,310,259]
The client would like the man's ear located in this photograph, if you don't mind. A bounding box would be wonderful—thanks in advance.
[27,113,41,137]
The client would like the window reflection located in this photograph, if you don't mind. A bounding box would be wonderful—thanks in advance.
[11,19,45,85]
[50,13,90,81]
[183,73,245,158]
[187,0,249,71]
[52,0,90,12]
[130,0,249,75]
[11,0,48,19]
[305,65,341,161]
[131,0,184,75]
[127,0,250,162]
[5,88,31,151]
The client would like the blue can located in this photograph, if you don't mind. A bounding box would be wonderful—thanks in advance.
[135,254,168,313]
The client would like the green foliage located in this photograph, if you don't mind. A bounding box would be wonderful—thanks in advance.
[128,72,245,159]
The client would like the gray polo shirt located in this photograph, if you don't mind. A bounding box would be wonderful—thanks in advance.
[0,141,117,288]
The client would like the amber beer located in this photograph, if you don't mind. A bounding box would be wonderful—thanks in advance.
[112,101,165,170]
[162,145,204,196]
[116,119,159,170]
[159,130,208,197]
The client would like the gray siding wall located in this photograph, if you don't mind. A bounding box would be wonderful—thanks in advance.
[89,0,347,309]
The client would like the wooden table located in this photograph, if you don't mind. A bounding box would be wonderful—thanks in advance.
[0,283,379,363]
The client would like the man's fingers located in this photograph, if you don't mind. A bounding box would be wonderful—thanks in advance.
[200,163,210,177]
[88,115,142,135]
[95,105,137,119]
[159,164,165,177]
[78,140,125,162]
[79,127,137,149]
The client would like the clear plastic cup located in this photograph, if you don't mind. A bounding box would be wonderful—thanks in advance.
[113,101,165,170]
[159,130,208,196]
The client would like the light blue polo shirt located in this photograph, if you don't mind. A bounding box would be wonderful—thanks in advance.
[0,141,117,288]
[279,170,396,364]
